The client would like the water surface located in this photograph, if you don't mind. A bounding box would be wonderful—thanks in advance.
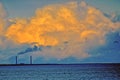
[0,64,120,80]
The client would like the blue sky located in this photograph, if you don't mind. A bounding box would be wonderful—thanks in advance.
[1,0,120,18]
[0,0,120,64]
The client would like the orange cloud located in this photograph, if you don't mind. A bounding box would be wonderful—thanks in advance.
[0,3,6,35]
[0,3,6,46]
[5,1,120,59]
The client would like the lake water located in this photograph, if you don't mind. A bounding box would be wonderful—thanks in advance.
[0,64,120,80]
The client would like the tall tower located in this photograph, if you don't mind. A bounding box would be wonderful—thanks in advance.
[16,56,18,64]
[30,56,32,64]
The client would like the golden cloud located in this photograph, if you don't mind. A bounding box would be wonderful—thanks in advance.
[4,1,120,59]
[0,3,6,46]
[0,3,6,35]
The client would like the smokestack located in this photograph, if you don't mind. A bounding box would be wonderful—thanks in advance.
[30,56,32,64]
[16,56,18,64]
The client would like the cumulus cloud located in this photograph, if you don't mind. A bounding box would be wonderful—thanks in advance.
[0,3,6,31]
[0,3,5,34]
[1,1,120,60]
[0,3,20,49]
[0,3,6,44]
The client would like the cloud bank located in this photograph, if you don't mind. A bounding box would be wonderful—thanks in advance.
[0,1,120,61]
[0,3,6,44]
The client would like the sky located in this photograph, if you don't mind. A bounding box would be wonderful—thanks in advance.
[0,0,120,64]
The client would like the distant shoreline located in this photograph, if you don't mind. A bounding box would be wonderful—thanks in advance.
[0,63,120,66]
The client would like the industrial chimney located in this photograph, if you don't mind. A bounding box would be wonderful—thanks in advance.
[30,56,32,64]
[16,56,18,64]
[15,56,33,64]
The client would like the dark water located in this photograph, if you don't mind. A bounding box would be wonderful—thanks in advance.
[0,64,120,80]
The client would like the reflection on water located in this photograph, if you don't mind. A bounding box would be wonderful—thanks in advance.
[0,64,120,80]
